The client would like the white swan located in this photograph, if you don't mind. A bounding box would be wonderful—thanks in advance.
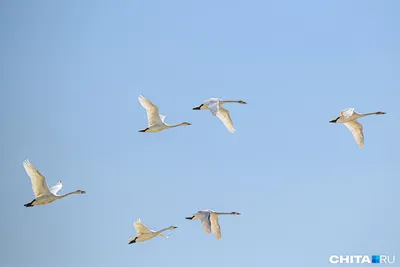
[193,98,246,133]
[138,95,191,133]
[186,210,240,240]
[23,159,86,207]
[128,219,177,244]
[329,108,386,148]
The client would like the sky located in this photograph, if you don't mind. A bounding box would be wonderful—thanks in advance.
[0,0,399,266]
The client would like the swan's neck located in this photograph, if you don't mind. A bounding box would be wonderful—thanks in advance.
[215,212,235,215]
[157,227,171,233]
[56,190,81,200]
[357,112,382,118]
[221,100,240,104]
[167,123,186,128]
[156,227,172,233]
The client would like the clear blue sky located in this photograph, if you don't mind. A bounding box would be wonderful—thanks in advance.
[0,1,399,266]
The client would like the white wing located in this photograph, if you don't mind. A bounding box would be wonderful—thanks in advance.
[159,114,167,124]
[134,219,152,234]
[204,98,220,116]
[197,212,211,234]
[340,108,355,118]
[344,120,364,148]
[138,95,163,127]
[216,107,236,133]
[210,213,222,240]
[150,229,169,238]
[23,160,52,198]
[158,233,168,239]
[49,181,62,195]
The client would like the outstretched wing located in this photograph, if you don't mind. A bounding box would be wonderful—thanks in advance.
[158,233,168,239]
[344,120,364,148]
[204,98,220,116]
[340,108,355,118]
[138,95,163,127]
[49,181,62,196]
[159,114,167,123]
[216,107,236,133]
[210,213,222,240]
[23,160,52,198]
[134,219,152,234]
[200,213,212,235]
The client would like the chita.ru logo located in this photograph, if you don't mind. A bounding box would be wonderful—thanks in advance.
[329,255,395,264]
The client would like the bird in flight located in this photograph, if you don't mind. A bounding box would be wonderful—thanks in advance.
[22,159,86,207]
[186,209,240,240]
[138,95,191,133]
[329,108,386,148]
[129,218,177,244]
[193,98,247,133]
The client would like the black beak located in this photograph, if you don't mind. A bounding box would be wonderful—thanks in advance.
[128,240,136,244]
[185,216,194,220]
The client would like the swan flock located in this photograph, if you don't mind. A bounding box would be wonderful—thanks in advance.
[22,97,387,244]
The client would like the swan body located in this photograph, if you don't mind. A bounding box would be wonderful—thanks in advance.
[186,209,240,240]
[128,219,177,244]
[138,95,191,133]
[329,108,386,148]
[23,159,86,207]
[193,98,247,133]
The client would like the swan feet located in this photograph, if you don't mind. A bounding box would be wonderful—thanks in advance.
[128,237,138,244]
[24,199,35,207]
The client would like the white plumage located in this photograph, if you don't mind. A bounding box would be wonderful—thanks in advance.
[186,209,240,240]
[329,108,386,148]
[138,95,191,133]
[128,218,177,244]
[23,159,86,207]
[193,98,247,133]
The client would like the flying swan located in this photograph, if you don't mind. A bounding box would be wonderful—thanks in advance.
[186,210,240,240]
[193,98,246,133]
[138,95,191,133]
[128,218,177,244]
[329,108,386,148]
[23,159,86,207]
